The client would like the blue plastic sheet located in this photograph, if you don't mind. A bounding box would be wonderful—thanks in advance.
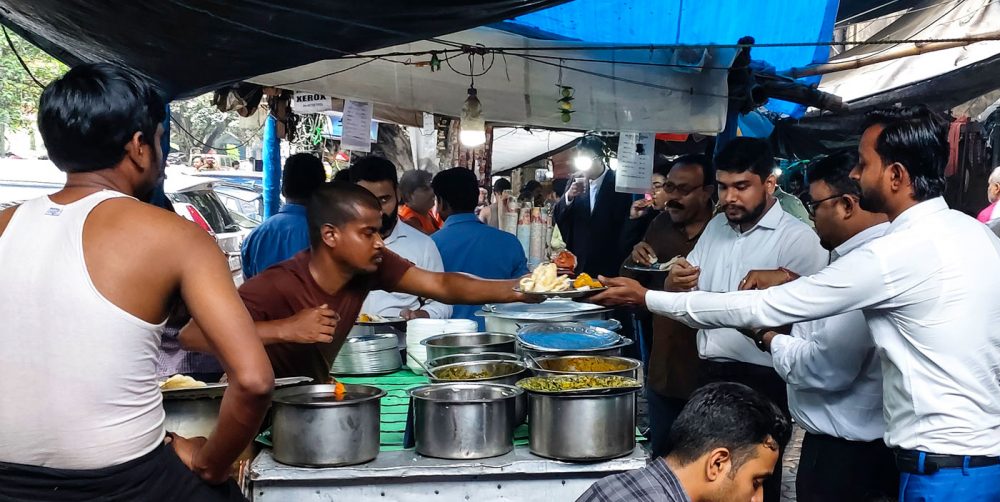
[496,0,840,118]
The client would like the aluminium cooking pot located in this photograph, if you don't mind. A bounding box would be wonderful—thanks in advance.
[270,383,385,467]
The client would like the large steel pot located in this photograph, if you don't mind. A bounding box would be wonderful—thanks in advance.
[428,360,528,424]
[271,384,385,467]
[409,383,521,459]
[525,388,639,461]
[530,355,641,380]
[421,332,517,362]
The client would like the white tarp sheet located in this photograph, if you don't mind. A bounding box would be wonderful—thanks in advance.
[252,27,737,134]
[490,128,582,173]
[819,0,1000,103]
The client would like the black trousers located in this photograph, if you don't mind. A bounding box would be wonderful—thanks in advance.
[0,443,246,502]
[645,389,688,458]
[700,360,790,502]
[797,433,899,502]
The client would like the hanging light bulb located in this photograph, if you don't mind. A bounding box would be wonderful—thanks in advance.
[460,86,486,147]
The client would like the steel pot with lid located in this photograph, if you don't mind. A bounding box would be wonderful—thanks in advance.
[409,383,521,459]
[271,383,385,467]
[420,332,517,363]
[428,360,528,424]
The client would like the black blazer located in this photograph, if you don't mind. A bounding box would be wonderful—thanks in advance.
[553,169,635,278]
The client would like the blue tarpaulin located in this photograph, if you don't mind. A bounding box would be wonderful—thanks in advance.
[496,0,840,118]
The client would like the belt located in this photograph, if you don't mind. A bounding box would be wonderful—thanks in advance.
[894,449,1000,474]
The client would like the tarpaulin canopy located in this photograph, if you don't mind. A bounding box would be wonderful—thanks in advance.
[0,0,567,99]
[252,27,739,134]
[251,0,841,133]
[496,0,840,117]
[774,0,1000,158]
[818,0,1000,111]
[491,128,583,173]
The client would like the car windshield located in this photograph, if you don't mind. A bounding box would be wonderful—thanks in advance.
[168,189,241,234]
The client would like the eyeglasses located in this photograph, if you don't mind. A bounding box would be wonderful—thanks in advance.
[653,182,709,196]
[805,194,846,217]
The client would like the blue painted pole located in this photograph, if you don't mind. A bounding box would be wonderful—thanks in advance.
[149,103,173,210]
[262,115,281,219]
[713,105,741,160]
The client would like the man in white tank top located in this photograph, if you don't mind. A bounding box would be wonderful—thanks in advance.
[0,63,274,501]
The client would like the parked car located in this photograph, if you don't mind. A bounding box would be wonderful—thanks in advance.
[212,182,264,228]
[0,160,249,285]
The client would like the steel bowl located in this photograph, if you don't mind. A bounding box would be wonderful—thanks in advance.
[271,384,385,467]
[525,388,640,461]
[420,332,517,362]
[409,383,522,459]
[529,355,641,380]
[428,360,528,424]
[427,352,521,369]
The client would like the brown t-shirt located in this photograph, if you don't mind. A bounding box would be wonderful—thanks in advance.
[621,212,705,399]
[238,249,413,381]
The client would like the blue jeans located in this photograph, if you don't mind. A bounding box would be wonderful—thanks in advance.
[899,458,1000,501]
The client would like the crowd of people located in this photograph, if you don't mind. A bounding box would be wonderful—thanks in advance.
[2,61,999,502]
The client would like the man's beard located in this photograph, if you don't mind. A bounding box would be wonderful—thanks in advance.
[858,187,887,213]
[381,207,399,237]
[724,197,767,225]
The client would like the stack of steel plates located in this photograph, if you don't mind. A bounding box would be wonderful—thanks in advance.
[331,333,401,375]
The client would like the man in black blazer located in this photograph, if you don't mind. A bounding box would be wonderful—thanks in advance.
[553,138,634,278]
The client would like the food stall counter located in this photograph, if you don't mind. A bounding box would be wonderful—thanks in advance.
[248,445,648,501]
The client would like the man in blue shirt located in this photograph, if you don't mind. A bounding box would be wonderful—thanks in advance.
[431,168,529,329]
[241,153,326,278]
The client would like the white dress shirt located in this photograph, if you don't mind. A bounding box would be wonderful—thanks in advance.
[588,168,608,213]
[565,168,609,214]
[361,219,451,319]
[685,200,827,367]
[646,198,1000,455]
[771,222,889,442]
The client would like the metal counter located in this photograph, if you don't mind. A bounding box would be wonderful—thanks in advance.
[249,445,648,501]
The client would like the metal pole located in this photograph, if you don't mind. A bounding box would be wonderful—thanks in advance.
[262,114,281,218]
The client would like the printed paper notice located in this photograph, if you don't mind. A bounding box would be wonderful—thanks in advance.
[615,132,655,194]
[341,100,374,152]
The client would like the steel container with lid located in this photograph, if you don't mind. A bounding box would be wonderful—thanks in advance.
[420,332,517,363]
[409,383,521,459]
[271,383,386,467]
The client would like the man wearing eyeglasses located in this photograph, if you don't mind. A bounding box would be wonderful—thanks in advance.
[658,138,828,502]
[621,154,715,458]
[742,151,897,501]
[592,106,1000,501]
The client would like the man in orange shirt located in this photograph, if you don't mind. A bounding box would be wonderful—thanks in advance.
[398,169,442,234]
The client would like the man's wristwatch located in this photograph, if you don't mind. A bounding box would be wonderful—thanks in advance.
[745,329,771,353]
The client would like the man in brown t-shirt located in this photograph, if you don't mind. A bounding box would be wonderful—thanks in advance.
[182,182,532,382]
[621,154,715,458]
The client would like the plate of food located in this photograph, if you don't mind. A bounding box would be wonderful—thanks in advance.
[355,313,406,325]
[624,255,684,273]
[514,263,607,298]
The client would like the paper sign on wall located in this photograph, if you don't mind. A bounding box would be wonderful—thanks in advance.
[341,100,374,152]
[615,131,655,194]
[292,92,333,114]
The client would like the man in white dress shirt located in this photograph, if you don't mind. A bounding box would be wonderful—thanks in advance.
[592,106,1000,501]
[349,157,451,320]
[745,151,897,501]
[663,137,827,502]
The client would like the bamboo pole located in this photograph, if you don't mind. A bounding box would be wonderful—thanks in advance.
[783,30,1000,79]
